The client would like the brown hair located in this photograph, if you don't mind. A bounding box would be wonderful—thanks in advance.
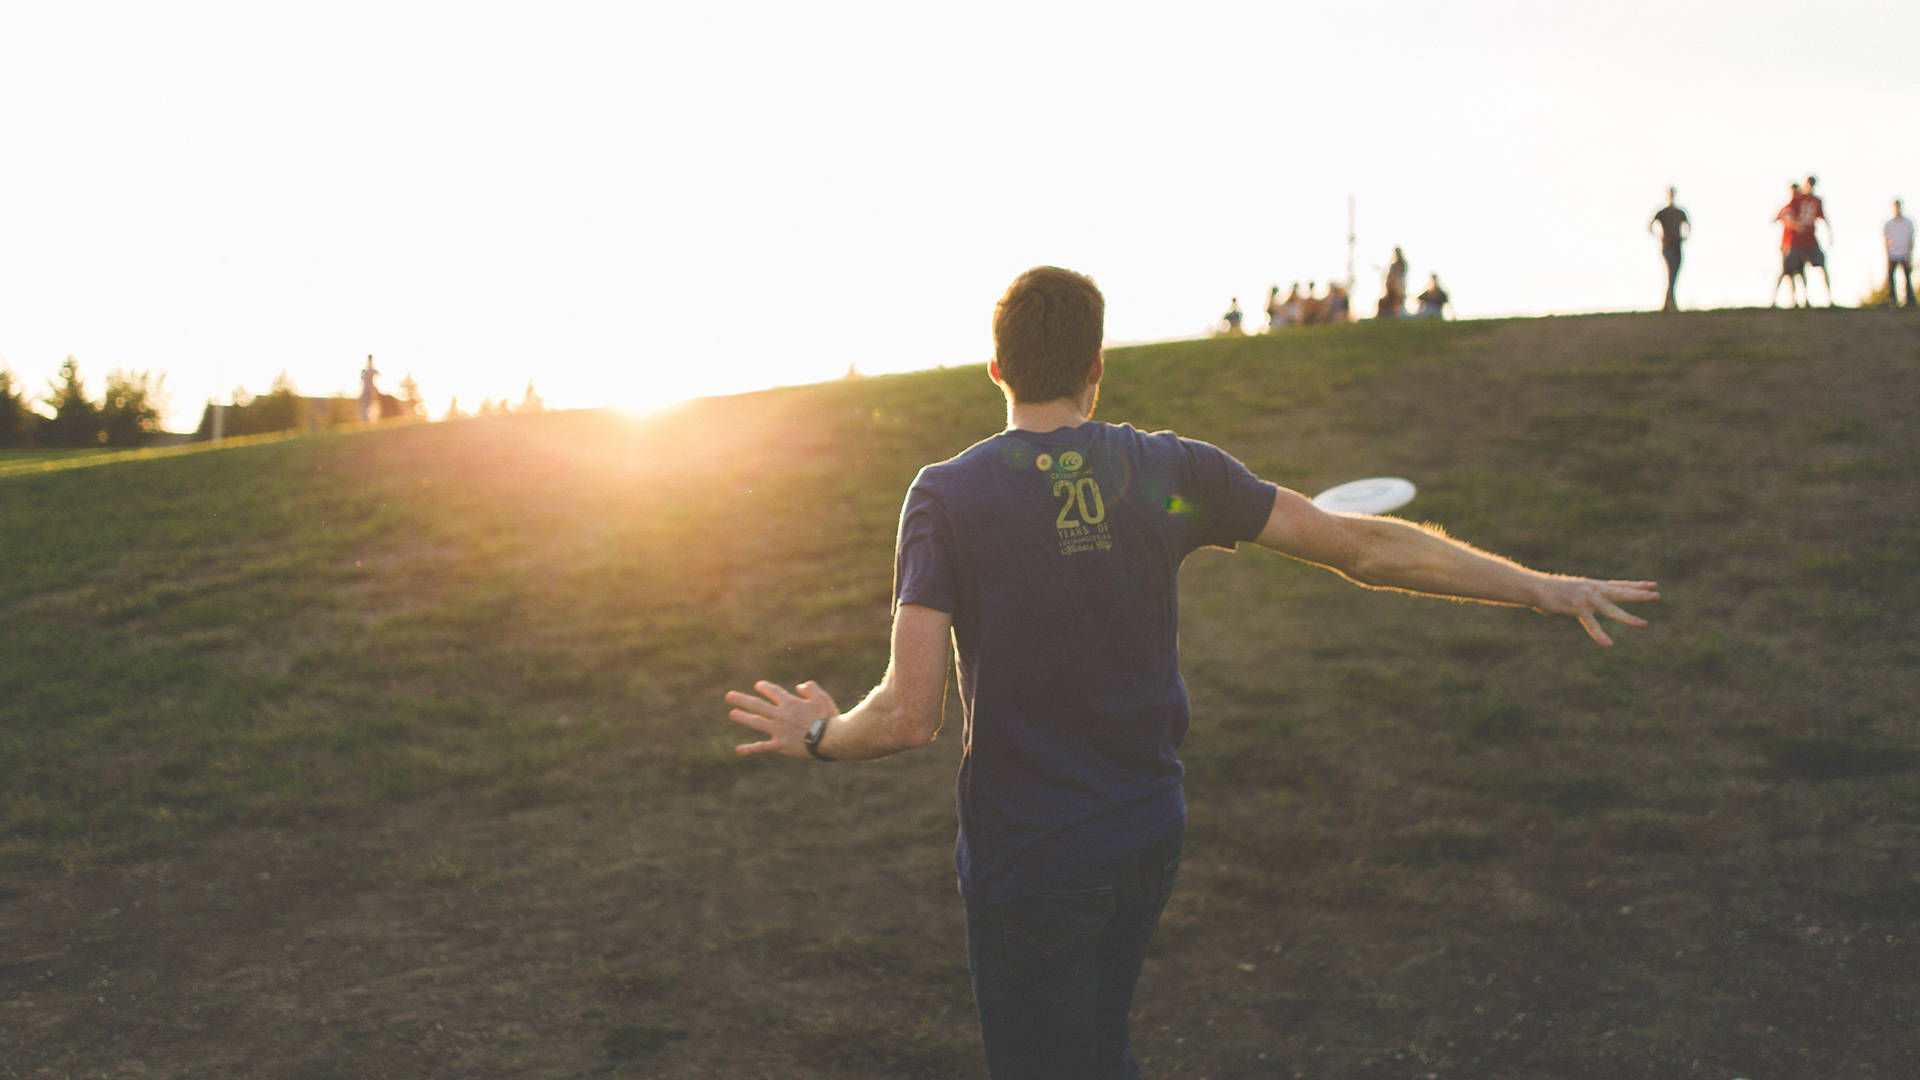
[992,266,1104,403]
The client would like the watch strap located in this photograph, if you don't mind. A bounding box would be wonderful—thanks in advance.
[804,715,835,761]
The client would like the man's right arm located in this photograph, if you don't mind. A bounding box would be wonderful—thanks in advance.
[1252,486,1658,646]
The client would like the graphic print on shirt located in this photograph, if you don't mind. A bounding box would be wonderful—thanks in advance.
[1040,449,1112,556]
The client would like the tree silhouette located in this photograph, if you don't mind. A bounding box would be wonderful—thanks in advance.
[100,369,169,447]
[43,357,103,447]
[250,371,303,434]
[399,373,425,418]
[0,366,33,448]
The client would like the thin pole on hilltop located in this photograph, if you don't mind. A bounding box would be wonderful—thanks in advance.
[1346,194,1357,292]
[212,357,225,444]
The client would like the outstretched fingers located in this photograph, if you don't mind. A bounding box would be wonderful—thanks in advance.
[724,698,773,755]
[725,682,796,755]
[1601,582,1659,625]
[724,680,836,757]
[754,680,801,706]
[1574,579,1660,647]
[1602,580,1661,603]
[724,682,799,718]
[1596,597,1648,629]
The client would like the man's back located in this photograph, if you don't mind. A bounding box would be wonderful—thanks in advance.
[895,421,1274,904]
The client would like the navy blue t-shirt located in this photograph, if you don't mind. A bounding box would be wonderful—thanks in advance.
[893,421,1277,904]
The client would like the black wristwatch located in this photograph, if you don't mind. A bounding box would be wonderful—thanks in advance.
[803,715,835,761]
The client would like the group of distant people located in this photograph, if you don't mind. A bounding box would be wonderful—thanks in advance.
[1218,284,1347,335]
[1216,249,1450,336]
[1252,281,1350,331]
[1771,176,1836,307]
[1650,177,1916,310]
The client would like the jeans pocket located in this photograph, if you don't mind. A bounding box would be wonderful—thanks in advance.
[999,884,1115,961]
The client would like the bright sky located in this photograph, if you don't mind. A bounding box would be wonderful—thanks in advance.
[4,1,1916,431]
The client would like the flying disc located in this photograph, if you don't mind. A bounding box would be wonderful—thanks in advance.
[1311,476,1416,514]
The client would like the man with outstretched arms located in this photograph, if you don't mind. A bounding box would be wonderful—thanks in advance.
[725,266,1659,1079]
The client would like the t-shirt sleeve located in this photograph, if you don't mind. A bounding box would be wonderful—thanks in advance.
[893,480,957,614]
[1176,437,1279,552]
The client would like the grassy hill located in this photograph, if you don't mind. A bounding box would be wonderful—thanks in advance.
[4,309,1916,1077]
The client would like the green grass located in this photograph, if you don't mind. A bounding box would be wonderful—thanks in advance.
[4,308,1918,1078]
[0,430,303,478]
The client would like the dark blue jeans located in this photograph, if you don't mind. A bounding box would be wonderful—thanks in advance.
[1889,258,1913,308]
[964,829,1183,1080]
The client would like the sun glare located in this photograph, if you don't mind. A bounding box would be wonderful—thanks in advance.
[551,362,725,424]
[607,387,694,422]
[587,347,865,424]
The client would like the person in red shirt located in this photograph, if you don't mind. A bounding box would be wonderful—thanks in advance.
[1773,182,1809,308]
[1795,175,1835,306]
[1797,174,1827,303]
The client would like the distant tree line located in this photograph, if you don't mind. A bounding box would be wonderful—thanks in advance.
[192,371,429,440]
[1,359,552,450]
[445,382,546,420]
[0,357,167,449]
[194,374,554,436]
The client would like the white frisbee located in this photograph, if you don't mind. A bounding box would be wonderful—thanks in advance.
[1312,476,1416,514]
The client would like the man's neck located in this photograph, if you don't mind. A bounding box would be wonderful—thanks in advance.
[1006,396,1091,433]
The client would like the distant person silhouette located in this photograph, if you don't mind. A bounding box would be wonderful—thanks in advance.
[1773,182,1810,308]
[1649,186,1690,312]
[1415,273,1450,319]
[1884,199,1914,308]
[358,355,380,422]
[1222,297,1244,335]
[1264,285,1288,331]
[1377,247,1408,319]
[1785,175,1835,306]
[1325,281,1350,323]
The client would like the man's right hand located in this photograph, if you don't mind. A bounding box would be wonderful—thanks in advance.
[726,680,839,759]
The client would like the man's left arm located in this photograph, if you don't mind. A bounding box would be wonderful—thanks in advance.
[725,603,952,761]
[1252,486,1658,646]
